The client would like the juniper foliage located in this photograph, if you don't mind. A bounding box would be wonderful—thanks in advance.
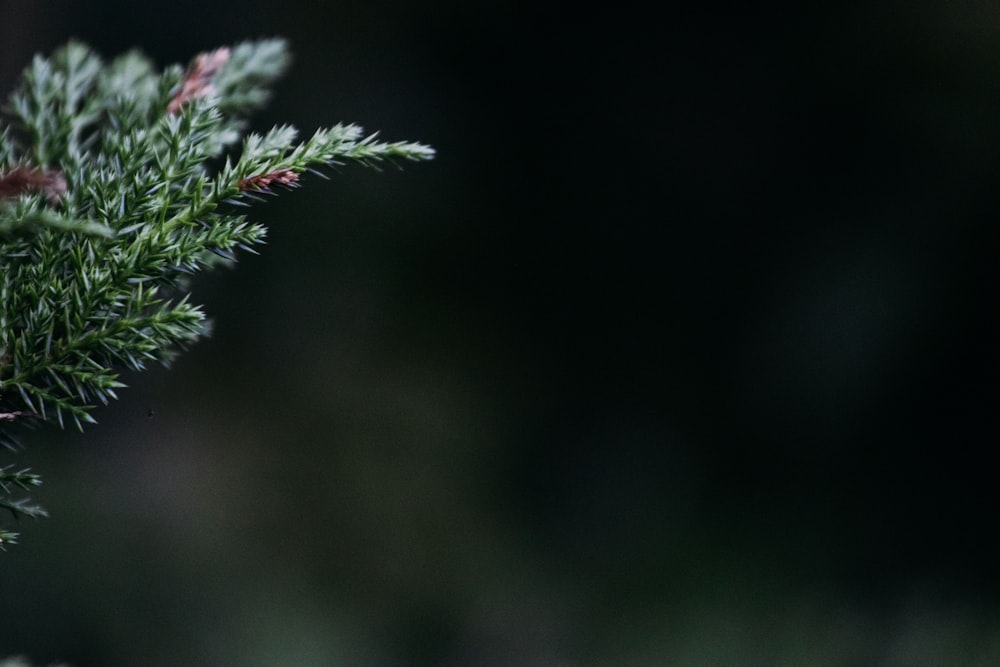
[0,39,434,547]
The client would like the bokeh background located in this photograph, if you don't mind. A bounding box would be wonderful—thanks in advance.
[3,1,1000,665]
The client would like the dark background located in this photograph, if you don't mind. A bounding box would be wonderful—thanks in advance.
[3,1,1000,665]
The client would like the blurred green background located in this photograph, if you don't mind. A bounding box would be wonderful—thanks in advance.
[3,1,1000,665]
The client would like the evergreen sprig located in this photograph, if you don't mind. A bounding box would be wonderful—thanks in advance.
[0,39,433,546]
[0,465,46,549]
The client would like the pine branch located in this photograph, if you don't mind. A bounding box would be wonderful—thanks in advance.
[0,466,45,548]
[0,658,71,667]
[0,38,434,546]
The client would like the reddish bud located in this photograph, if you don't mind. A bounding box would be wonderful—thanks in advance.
[238,169,299,193]
[167,47,231,114]
[0,166,67,206]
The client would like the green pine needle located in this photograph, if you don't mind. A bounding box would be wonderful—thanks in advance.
[0,38,433,545]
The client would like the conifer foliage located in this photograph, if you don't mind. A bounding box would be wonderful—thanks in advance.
[0,39,434,547]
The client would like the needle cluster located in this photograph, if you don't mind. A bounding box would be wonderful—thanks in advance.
[0,39,433,545]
